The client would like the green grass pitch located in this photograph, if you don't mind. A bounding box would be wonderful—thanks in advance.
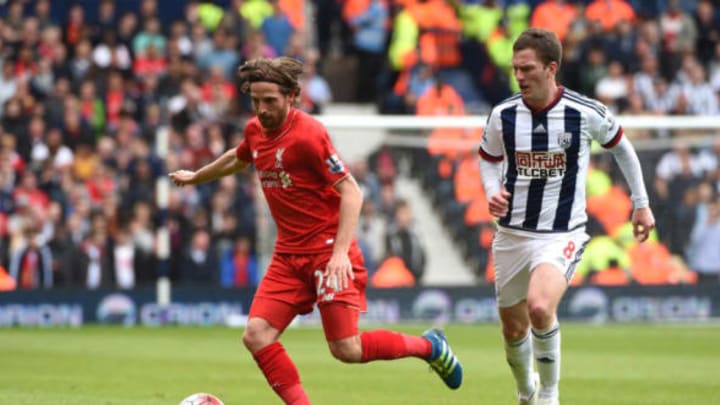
[2,324,719,404]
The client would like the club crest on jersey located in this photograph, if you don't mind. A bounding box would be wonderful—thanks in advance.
[275,148,285,168]
[325,154,344,174]
[558,132,573,149]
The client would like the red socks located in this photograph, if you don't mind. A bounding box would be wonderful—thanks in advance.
[253,342,310,405]
[360,330,432,363]
[253,332,432,402]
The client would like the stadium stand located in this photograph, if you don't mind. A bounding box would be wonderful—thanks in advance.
[0,0,718,290]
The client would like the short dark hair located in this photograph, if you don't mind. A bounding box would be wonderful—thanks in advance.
[238,57,304,98]
[513,28,562,68]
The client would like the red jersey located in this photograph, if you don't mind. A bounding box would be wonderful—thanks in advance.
[236,108,353,254]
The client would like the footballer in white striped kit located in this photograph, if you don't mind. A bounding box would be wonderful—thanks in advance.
[478,28,655,405]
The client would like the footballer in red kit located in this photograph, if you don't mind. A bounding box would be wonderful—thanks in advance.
[236,106,368,338]
[169,57,462,405]
[236,107,356,255]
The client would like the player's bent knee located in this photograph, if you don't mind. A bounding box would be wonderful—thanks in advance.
[242,328,267,353]
[499,307,531,341]
[528,302,554,327]
[242,319,277,353]
[328,337,362,363]
[502,322,529,341]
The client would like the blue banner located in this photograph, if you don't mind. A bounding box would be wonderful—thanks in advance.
[0,284,718,327]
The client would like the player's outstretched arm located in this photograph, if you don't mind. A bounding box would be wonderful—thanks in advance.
[169,148,248,187]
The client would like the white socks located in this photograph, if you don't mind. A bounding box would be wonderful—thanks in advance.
[504,332,535,398]
[532,320,561,399]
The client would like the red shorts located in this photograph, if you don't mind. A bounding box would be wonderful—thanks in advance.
[248,245,368,340]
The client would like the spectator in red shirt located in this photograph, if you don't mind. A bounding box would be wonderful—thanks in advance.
[64,3,85,47]
[133,44,167,77]
[13,171,50,213]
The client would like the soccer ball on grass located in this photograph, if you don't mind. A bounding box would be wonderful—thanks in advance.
[178,393,224,405]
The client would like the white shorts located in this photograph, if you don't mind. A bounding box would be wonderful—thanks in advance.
[492,227,589,308]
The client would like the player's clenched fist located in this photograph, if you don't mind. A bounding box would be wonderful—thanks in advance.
[488,189,512,218]
[631,206,655,242]
[169,170,197,186]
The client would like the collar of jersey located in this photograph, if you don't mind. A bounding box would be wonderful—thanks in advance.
[523,86,564,116]
[261,108,297,139]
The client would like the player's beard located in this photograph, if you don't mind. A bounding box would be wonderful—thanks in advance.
[259,106,290,131]
[259,113,281,131]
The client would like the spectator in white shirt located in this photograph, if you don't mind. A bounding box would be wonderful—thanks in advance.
[647,77,680,115]
[595,61,629,112]
[680,63,719,115]
[632,54,659,109]
[0,63,17,117]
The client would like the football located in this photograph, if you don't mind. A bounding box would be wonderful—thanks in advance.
[178,393,225,405]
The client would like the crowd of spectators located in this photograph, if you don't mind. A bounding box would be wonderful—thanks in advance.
[0,0,425,291]
[375,0,720,117]
[0,0,270,290]
[651,139,720,283]
[383,0,720,285]
[0,0,718,290]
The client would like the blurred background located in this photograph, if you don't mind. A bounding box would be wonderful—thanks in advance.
[0,0,718,326]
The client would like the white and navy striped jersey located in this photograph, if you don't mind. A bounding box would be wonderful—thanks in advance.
[479,88,623,233]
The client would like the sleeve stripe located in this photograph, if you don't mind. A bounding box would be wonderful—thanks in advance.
[479,147,504,162]
[331,173,351,187]
[602,127,623,148]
